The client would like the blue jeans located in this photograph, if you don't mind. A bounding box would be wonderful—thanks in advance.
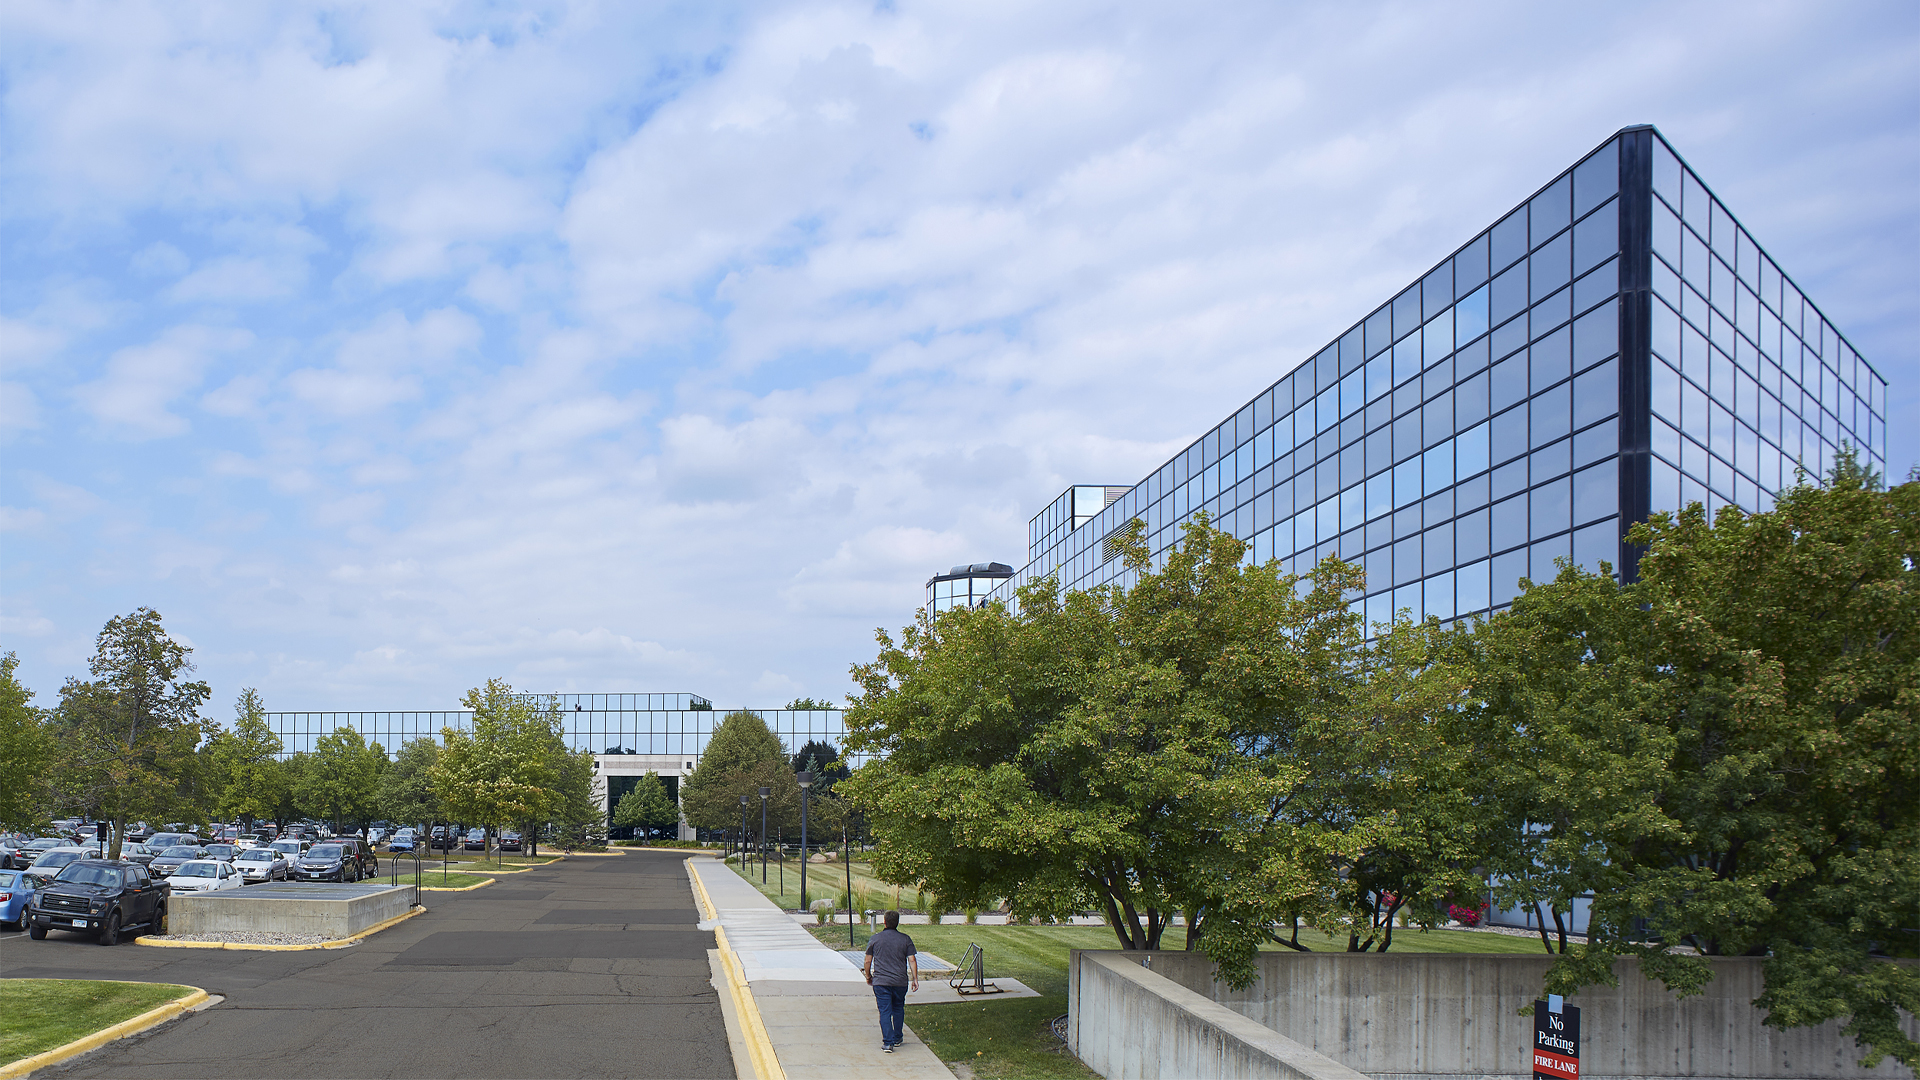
[873,983,907,1046]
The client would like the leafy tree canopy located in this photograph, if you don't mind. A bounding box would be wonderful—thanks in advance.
[211,688,285,827]
[841,516,1471,985]
[53,608,209,858]
[1467,453,1917,1068]
[0,653,53,832]
[681,710,792,832]
[612,771,681,839]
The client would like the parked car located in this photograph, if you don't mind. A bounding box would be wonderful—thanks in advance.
[166,860,244,894]
[269,839,309,864]
[233,847,291,883]
[118,842,157,867]
[463,828,487,851]
[388,829,417,854]
[202,843,240,863]
[24,847,103,891]
[148,845,210,878]
[295,842,361,883]
[9,838,67,870]
[0,869,29,931]
[26,859,169,945]
[498,831,523,852]
[126,823,156,844]
[430,827,459,850]
[0,839,27,871]
[146,832,199,852]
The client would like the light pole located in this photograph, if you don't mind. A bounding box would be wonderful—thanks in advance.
[797,771,814,911]
[739,795,749,866]
[758,786,770,884]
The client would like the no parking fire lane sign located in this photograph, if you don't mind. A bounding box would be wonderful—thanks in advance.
[1533,995,1580,1080]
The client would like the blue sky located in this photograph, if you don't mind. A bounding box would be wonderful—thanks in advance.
[3,1,1915,715]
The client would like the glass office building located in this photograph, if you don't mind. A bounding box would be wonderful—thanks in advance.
[926,562,1015,614]
[966,126,1888,625]
[264,694,851,763]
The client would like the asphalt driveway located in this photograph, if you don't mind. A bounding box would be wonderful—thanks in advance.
[0,849,732,1079]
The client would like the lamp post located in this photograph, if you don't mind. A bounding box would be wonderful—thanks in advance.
[797,771,814,911]
[739,795,749,866]
[845,820,854,946]
[758,786,770,884]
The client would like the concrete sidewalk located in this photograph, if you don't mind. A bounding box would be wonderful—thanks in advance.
[689,858,955,1080]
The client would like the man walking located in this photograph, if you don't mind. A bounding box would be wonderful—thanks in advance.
[862,909,920,1053]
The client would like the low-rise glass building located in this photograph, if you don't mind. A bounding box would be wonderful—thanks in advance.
[960,126,1888,625]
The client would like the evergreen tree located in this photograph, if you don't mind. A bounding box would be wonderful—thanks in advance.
[612,771,681,840]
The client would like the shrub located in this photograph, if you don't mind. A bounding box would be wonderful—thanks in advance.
[811,899,836,925]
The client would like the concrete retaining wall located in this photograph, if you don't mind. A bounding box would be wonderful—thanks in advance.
[172,883,413,938]
[1069,951,1371,1080]
[1071,949,1916,1080]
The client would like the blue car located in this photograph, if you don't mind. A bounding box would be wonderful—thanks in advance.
[0,869,29,931]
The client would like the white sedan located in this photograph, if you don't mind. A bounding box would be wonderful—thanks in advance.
[232,847,291,883]
[166,860,244,893]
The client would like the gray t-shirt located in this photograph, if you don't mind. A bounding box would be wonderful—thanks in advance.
[864,928,917,986]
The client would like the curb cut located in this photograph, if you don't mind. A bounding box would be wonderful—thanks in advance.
[0,985,210,1079]
[420,876,496,892]
[134,904,427,951]
[689,859,786,1080]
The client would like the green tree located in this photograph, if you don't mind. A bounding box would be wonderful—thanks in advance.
[377,737,442,830]
[298,726,382,833]
[784,697,837,711]
[0,653,54,832]
[548,747,604,849]
[842,516,1469,984]
[53,608,210,859]
[789,739,849,795]
[210,688,285,828]
[1470,454,1917,1068]
[680,710,792,834]
[432,680,567,847]
[612,771,681,840]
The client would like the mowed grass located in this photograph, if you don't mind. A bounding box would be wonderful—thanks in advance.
[0,980,198,1063]
[809,920,1545,1079]
[415,870,494,889]
[728,856,954,913]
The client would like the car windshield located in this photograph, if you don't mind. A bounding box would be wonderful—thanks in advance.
[34,850,85,867]
[307,845,342,859]
[162,846,203,857]
[176,863,216,877]
[54,864,122,887]
[238,850,273,861]
[206,844,236,855]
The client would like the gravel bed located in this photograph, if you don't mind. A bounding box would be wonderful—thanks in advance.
[144,930,350,946]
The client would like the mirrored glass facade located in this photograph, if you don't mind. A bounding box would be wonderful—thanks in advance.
[265,693,856,765]
[976,127,1888,625]
[927,562,1015,614]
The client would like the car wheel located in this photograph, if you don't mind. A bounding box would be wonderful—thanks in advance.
[28,922,47,940]
[154,904,166,933]
[99,911,121,946]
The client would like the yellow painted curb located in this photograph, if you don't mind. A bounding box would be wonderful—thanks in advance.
[0,985,208,1079]
[689,859,785,1080]
[133,905,426,951]
[420,876,495,892]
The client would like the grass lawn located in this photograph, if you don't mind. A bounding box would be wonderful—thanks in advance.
[0,980,198,1063]
[808,920,1545,1079]
[415,870,494,889]
[727,856,947,913]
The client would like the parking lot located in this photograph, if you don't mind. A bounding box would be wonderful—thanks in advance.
[0,849,732,1079]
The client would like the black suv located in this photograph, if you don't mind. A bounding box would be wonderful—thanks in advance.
[295,838,376,882]
[27,859,169,945]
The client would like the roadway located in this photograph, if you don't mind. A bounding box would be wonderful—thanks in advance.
[0,849,733,1079]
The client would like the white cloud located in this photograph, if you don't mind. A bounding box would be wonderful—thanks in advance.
[0,0,1913,714]
[72,325,252,437]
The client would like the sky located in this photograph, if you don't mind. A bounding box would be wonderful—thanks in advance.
[3,1,1916,718]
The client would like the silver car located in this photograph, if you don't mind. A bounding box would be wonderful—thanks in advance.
[232,846,291,883]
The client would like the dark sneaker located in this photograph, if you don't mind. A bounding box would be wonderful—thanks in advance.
[884,1045,895,1054]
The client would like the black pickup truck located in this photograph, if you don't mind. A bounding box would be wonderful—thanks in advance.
[26,859,170,945]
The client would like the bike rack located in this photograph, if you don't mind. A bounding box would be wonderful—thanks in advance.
[951,942,1005,996]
